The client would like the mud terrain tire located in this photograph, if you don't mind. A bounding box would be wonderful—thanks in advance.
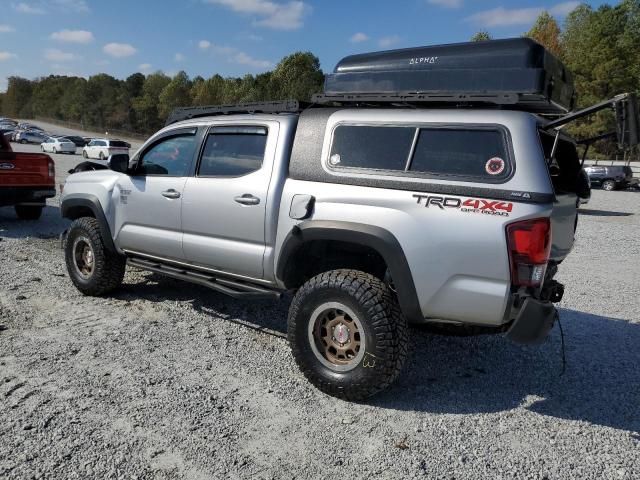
[288,270,408,401]
[64,217,126,296]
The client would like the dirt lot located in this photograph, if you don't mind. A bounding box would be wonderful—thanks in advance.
[1,132,639,479]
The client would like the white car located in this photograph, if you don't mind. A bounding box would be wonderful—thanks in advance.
[82,138,130,161]
[41,136,77,154]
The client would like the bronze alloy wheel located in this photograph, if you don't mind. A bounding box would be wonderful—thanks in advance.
[308,302,366,372]
[72,236,95,280]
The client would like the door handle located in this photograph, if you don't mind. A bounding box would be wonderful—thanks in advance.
[161,189,181,199]
[234,194,260,206]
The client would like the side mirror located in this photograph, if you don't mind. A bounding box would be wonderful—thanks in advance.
[108,153,130,174]
[615,93,640,148]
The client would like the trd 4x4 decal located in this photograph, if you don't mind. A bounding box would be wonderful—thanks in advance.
[412,194,513,217]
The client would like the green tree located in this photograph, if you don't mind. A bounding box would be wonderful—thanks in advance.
[132,72,171,132]
[3,77,33,117]
[191,74,226,105]
[470,31,492,42]
[562,0,640,154]
[526,11,563,57]
[158,71,192,119]
[269,52,324,101]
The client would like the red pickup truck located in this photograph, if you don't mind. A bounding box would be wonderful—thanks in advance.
[0,131,56,219]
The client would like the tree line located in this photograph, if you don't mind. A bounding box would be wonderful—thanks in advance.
[1,0,639,157]
[0,52,323,134]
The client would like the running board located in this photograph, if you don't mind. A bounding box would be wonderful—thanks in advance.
[127,257,281,300]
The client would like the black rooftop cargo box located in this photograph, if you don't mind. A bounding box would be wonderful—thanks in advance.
[316,38,576,114]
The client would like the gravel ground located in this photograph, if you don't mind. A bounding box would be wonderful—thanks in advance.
[1,132,639,479]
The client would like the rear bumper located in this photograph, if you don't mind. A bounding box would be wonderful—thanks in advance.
[506,280,564,344]
[506,298,556,344]
[0,187,56,207]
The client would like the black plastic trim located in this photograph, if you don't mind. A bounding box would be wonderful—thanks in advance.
[276,220,424,323]
[60,194,117,253]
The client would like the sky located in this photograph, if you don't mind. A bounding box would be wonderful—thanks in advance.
[0,0,611,92]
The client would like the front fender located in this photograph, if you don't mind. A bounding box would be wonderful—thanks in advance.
[60,193,117,253]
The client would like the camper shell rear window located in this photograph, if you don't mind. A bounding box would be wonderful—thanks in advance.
[328,124,513,182]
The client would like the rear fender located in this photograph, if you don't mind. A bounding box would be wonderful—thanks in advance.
[277,220,423,323]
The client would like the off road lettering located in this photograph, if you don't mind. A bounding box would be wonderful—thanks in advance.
[413,194,461,209]
[462,199,513,212]
[415,194,513,216]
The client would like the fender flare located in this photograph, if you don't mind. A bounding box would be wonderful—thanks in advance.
[277,220,423,323]
[60,194,117,253]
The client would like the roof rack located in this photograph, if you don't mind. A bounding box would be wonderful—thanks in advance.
[166,99,305,126]
[313,91,528,106]
[312,92,572,114]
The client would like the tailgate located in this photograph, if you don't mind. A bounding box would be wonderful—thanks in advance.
[0,152,54,187]
[539,130,583,262]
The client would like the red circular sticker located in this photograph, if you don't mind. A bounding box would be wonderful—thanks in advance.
[485,157,505,175]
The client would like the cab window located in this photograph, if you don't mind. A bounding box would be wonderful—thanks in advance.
[197,126,267,177]
[137,135,198,176]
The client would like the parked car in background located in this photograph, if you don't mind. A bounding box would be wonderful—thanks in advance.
[17,123,43,132]
[584,165,637,191]
[62,135,89,147]
[41,136,77,154]
[0,129,56,219]
[82,138,130,161]
[15,130,49,145]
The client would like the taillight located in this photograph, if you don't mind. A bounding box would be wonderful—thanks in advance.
[48,159,55,179]
[506,218,551,288]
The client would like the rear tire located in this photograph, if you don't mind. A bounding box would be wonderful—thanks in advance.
[64,217,126,296]
[288,269,408,401]
[15,205,43,220]
[98,151,105,161]
[602,179,616,191]
[20,139,27,144]
[82,150,88,159]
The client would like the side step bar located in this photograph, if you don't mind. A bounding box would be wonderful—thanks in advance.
[127,257,281,300]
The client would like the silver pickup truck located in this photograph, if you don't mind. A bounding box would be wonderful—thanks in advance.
[60,39,637,400]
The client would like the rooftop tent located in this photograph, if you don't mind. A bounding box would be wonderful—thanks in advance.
[315,38,576,114]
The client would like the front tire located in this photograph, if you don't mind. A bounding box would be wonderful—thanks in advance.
[602,179,616,191]
[15,205,43,220]
[82,150,88,159]
[288,270,408,401]
[64,217,126,296]
[98,151,105,161]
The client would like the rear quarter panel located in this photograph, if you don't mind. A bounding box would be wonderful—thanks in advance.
[275,180,552,325]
